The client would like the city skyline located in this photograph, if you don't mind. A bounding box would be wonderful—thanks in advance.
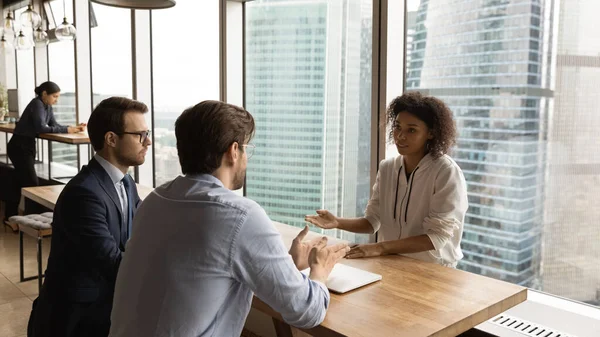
[405,0,554,287]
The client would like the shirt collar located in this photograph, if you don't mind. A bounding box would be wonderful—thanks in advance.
[94,154,126,185]
[186,173,225,188]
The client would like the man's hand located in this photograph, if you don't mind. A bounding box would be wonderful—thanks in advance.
[308,243,351,284]
[289,225,328,270]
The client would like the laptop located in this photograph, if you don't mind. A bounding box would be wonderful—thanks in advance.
[302,263,382,294]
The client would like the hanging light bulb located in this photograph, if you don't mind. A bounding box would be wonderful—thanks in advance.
[0,35,14,55]
[14,30,33,50]
[55,17,77,41]
[55,0,77,41]
[19,4,42,29]
[3,12,15,36]
[33,27,49,47]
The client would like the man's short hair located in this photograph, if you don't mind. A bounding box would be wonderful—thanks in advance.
[88,97,148,151]
[175,100,255,175]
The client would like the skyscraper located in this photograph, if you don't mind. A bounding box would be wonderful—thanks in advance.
[406,0,556,286]
[542,0,600,305]
[245,0,372,242]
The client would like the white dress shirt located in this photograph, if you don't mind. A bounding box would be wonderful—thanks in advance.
[94,154,128,223]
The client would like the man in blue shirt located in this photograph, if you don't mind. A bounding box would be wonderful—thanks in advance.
[109,100,349,337]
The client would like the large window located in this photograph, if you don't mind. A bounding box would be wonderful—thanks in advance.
[47,0,77,174]
[90,3,132,107]
[245,0,373,243]
[151,1,220,186]
[14,6,35,115]
[405,0,600,307]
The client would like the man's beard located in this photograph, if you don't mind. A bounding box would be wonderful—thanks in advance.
[233,168,246,190]
[116,150,143,169]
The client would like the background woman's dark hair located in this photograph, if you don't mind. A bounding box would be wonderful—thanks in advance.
[34,81,60,97]
[175,100,255,175]
[87,97,149,151]
[387,91,457,158]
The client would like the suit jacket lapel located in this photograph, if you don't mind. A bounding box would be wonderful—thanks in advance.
[88,158,125,230]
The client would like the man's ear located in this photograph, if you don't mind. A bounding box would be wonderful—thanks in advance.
[105,132,118,148]
[223,142,240,166]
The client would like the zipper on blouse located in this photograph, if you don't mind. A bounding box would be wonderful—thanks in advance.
[403,167,419,224]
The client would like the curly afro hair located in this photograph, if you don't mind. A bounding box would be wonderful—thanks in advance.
[387,91,457,158]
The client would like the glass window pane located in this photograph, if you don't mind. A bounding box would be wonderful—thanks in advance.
[245,0,373,243]
[14,6,35,115]
[90,3,132,106]
[48,0,77,175]
[404,0,600,308]
[151,1,220,186]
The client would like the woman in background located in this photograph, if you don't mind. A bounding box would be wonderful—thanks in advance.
[5,81,85,220]
[306,92,468,267]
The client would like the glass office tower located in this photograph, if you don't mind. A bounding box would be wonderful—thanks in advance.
[406,0,556,286]
[245,0,372,242]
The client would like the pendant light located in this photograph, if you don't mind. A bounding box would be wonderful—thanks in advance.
[3,11,15,36]
[0,35,14,55]
[19,4,42,29]
[33,27,49,47]
[14,30,33,50]
[33,4,49,47]
[90,0,176,10]
[55,0,77,41]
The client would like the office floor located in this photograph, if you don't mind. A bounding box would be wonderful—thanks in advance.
[0,226,50,337]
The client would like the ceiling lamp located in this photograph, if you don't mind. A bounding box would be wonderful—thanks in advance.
[14,30,33,50]
[33,27,49,47]
[0,35,13,55]
[90,0,176,9]
[55,17,77,41]
[19,4,42,29]
[33,4,49,47]
[55,0,77,41]
[3,11,15,36]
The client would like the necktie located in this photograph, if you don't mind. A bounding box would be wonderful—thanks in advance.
[121,176,133,239]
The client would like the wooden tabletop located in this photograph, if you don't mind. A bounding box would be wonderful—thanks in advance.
[21,184,527,337]
[21,184,154,210]
[256,224,527,337]
[0,123,16,133]
[0,123,90,144]
[39,131,90,145]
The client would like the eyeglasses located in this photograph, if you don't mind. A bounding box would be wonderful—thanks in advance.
[241,143,256,159]
[121,130,151,144]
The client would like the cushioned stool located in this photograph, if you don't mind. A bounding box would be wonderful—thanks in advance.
[8,212,53,293]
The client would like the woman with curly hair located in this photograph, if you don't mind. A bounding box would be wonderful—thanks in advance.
[306,92,468,267]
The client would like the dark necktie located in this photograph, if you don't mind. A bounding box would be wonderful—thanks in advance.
[121,176,133,240]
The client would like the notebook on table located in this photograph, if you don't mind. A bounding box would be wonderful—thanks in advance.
[302,263,382,294]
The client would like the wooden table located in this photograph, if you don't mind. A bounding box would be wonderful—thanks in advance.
[21,184,527,337]
[0,123,90,144]
[21,184,154,210]
[0,123,92,181]
[252,226,527,337]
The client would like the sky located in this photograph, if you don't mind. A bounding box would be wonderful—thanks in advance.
[45,0,220,112]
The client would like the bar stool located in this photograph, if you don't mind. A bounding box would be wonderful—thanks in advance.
[8,212,53,293]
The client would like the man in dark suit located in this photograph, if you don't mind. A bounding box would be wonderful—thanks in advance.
[27,97,152,337]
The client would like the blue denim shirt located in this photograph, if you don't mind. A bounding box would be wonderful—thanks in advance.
[109,174,330,337]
